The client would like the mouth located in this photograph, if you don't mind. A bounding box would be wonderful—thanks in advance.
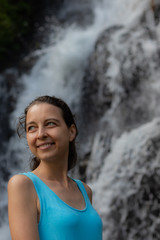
[37,142,55,150]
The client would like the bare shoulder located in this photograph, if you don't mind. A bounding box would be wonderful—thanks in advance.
[8,175,39,239]
[81,181,92,204]
[8,174,36,197]
[8,174,37,221]
[8,174,32,188]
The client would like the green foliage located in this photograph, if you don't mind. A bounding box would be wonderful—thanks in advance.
[0,0,36,65]
[0,0,61,68]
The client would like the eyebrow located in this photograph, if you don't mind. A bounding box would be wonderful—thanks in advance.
[46,118,60,124]
[26,118,61,126]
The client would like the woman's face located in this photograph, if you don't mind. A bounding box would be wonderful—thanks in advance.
[26,103,76,164]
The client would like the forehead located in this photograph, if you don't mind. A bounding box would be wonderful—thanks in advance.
[26,103,63,121]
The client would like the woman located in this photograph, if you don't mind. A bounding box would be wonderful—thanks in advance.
[8,95,103,240]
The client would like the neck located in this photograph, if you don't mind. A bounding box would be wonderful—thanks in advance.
[33,160,69,184]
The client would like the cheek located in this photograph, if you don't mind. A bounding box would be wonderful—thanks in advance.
[53,129,70,146]
[27,136,37,156]
[26,134,35,147]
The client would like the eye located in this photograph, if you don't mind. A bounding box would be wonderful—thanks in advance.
[27,126,36,132]
[47,122,56,127]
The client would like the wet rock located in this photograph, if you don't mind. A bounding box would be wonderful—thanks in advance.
[0,68,22,182]
[151,0,160,25]
[93,118,160,240]
[80,22,160,140]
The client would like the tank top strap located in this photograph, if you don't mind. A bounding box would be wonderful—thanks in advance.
[17,173,102,240]
[18,172,43,199]
[71,178,91,205]
[19,173,91,207]
[19,171,37,182]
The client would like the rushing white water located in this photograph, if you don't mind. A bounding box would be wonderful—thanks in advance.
[11,0,151,119]
[91,118,160,239]
[1,0,155,239]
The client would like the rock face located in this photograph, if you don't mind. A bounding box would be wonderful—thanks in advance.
[0,69,23,184]
[151,0,160,24]
[82,25,160,135]
[80,13,160,181]
[93,118,160,240]
[78,3,160,240]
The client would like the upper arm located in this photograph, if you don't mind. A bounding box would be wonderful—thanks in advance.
[8,175,40,240]
[82,182,92,204]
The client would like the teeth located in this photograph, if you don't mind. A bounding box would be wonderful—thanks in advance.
[38,143,53,149]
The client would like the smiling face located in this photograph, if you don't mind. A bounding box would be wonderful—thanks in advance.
[26,103,76,165]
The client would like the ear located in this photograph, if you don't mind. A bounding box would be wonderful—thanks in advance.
[69,124,77,142]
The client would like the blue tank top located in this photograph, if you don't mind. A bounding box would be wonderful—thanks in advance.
[20,172,103,240]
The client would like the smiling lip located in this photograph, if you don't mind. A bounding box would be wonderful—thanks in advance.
[37,142,54,150]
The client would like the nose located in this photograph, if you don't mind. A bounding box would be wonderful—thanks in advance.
[37,126,48,139]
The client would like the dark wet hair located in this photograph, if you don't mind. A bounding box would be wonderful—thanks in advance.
[17,95,78,171]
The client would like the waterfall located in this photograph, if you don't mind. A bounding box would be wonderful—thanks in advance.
[1,0,160,239]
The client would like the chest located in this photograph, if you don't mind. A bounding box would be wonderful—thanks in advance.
[36,180,86,218]
[49,183,86,210]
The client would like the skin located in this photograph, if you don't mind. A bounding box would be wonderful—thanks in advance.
[8,103,92,240]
